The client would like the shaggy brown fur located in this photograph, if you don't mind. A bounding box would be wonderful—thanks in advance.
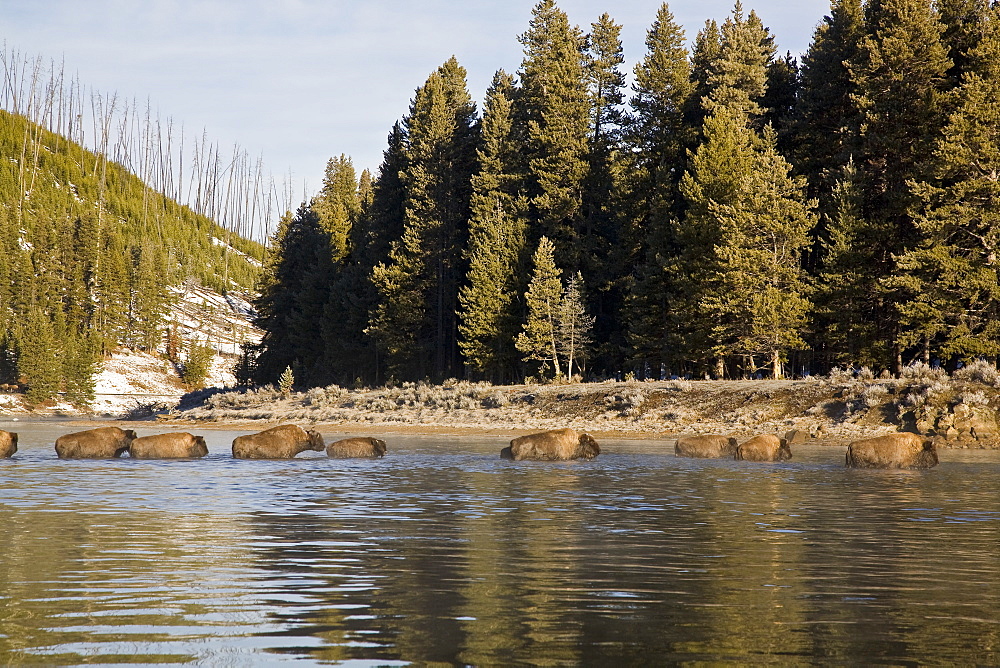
[55,427,136,459]
[846,433,938,469]
[130,432,208,459]
[506,428,600,461]
[232,424,325,459]
[326,437,387,458]
[675,435,739,458]
[0,430,16,458]
[735,434,792,462]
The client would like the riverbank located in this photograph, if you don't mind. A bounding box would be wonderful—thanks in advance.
[147,363,1000,448]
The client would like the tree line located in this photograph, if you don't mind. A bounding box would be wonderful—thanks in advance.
[248,0,1000,387]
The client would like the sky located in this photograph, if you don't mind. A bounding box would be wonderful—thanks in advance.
[2,0,832,205]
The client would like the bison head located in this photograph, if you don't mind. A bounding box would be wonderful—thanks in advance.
[371,438,387,457]
[777,438,793,461]
[578,433,600,459]
[306,430,325,452]
[916,440,939,468]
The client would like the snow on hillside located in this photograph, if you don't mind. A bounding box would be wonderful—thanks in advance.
[85,283,263,416]
[91,349,240,417]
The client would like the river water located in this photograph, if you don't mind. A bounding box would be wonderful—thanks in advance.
[1,421,998,665]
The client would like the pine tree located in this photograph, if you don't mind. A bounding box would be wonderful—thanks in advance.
[813,160,886,367]
[517,237,564,378]
[681,105,814,377]
[129,242,170,351]
[792,0,865,279]
[695,120,815,378]
[327,128,410,385]
[687,19,722,135]
[793,0,864,197]
[581,12,627,369]
[702,3,776,123]
[253,205,327,385]
[624,3,694,369]
[181,339,214,389]
[458,71,529,381]
[312,155,360,262]
[894,7,1000,362]
[761,52,799,152]
[515,0,591,270]
[846,0,951,371]
[18,304,60,404]
[369,58,478,381]
[62,331,99,407]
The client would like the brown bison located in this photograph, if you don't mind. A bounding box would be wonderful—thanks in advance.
[503,428,600,461]
[326,436,387,458]
[130,432,208,459]
[232,424,325,459]
[735,434,793,462]
[846,433,938,469]
[675,434,739,458]
[55,427,136,459]
[0,429,16,458]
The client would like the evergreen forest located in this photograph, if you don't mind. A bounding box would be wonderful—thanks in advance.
[249,0,1000,388]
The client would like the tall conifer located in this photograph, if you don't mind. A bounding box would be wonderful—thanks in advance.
[843,0,951,371]
[624,3,694,369]
[369,58,478,381]
[516,237,564,378]
[515,0,590,271]
[894,7,1000,361]
[458,71,529,381]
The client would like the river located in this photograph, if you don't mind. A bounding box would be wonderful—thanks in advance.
[1,421,998,665]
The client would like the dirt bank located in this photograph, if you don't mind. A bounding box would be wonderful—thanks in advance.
[150,364,1000,449]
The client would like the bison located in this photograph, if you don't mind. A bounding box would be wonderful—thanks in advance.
[0,429,16,458]
[846,433,938,469]
[735,434,792,462]
[674,434,739,458]
[503,427,600,461]
[129,432,208,459]
[55,426,136,459]
[232,424,325,459]
[326,436,387,458]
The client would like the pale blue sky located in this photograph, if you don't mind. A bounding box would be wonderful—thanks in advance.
[3,0,830,203]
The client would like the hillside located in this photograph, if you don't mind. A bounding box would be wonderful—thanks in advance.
[0,108,267,406]
[0,109,264,293]
[0,281,262,417]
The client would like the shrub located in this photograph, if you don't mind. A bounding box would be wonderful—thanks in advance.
[899,361,947,383]
[954,360,1000,386]
[958,389,990,407]
[860,384,889,410]
[482,391,510,409]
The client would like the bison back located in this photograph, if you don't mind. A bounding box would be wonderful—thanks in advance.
[736,434,791,462]
[675,435,738,458]
[510,428,591,461]
[846,433,937,469]
[131,433,208,459]
[55,427,134,459]
[326,437,387,458]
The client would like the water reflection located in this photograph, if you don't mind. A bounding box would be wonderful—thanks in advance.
[1,426,999,664]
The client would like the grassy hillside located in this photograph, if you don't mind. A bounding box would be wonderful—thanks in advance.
[0,109,266,405]
[0,109,264,293]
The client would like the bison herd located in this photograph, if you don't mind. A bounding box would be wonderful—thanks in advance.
[0,424,940,469]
